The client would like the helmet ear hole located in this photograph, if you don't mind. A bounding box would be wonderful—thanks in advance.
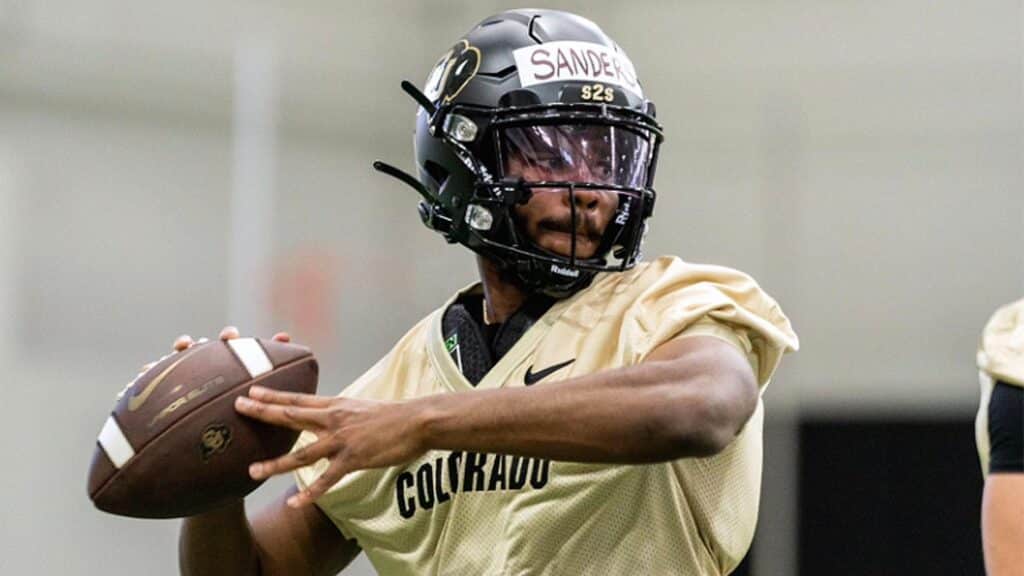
[423,160,450,188]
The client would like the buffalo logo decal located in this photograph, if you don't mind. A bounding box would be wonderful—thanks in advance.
[423,39,481,104]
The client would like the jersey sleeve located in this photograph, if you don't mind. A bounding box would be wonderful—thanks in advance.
[620,257,799,387]
[673,317,758,377]
[978,298,1024,387]
[987,381,1024,474]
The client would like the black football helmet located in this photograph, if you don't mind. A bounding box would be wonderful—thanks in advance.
[375,9,663,296]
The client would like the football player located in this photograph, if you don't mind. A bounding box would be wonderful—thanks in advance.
[175,9,799,575]
[976,298,1024,575]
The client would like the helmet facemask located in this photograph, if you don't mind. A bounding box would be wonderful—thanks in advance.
[454,103,662,295]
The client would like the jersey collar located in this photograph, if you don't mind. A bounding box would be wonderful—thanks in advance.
[426,282,573,393]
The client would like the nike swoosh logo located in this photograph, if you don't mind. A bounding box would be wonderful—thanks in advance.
[524,359,576,386]
[128,347,200,412]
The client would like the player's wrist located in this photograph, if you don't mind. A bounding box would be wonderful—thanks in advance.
[411,393,455,451]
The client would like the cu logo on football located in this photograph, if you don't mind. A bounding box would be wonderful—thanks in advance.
[200,424,232,462]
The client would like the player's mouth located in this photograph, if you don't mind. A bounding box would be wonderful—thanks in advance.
[538,219,603,243]
[536,217,604,258]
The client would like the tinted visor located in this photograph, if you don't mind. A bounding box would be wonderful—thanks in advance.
[498,124,653,189]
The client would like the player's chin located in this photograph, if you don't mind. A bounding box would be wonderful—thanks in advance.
[535,231,601,260]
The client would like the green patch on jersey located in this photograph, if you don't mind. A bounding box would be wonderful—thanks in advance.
[444,332,463,373]
[444,333,459,353]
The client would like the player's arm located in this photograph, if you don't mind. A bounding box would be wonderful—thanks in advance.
[179,486,360,576]
[982,477,1024,575]
[980,381,1024,576]
[237,333,758,507]
[419,334,758,461]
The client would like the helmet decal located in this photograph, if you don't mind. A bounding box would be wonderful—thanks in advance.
[423,40,482,105]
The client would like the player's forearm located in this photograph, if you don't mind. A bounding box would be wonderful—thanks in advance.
[982,476,1024,576]
[179,500,261,576]
[418,354,753,464]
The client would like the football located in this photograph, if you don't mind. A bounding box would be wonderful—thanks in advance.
[87,337,318,518]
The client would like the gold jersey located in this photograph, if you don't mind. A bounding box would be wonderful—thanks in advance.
[294,256,799,575]
[975,297,1024,475]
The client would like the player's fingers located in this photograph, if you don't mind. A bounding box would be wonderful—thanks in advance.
[173,334,194,352]
[249,441,332,480]
[248,385,333,408]
[234,396,326,430]
[288,463,350,508]
[272,331,291,343]
[219,326,240,340]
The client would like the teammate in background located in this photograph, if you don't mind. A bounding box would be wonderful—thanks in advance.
[175,9,798,575]
[976,299,1024,576]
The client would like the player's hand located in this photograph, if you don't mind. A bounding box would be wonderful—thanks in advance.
[138,326,292,372]
[173,326,292,351]
[234,387,427,508]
